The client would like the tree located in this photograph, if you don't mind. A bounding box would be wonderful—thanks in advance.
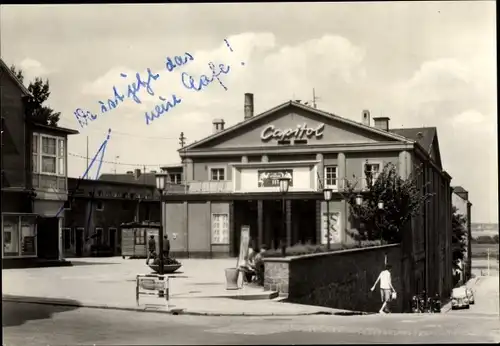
[341,162,434,244]
[451,206,467,267]
[9,65,60,126]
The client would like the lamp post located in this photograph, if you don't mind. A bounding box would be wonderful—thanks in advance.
[278,176,291,257]
[155,172,168,275]
[378,200,384,245]
[323,188,333,249]
[355,194,363,206]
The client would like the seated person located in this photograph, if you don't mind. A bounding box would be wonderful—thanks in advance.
[254,245,267,286]
[239,247,257,283]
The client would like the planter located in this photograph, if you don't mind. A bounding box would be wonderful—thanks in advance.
[148,264,182,274]
[225,268,239,290]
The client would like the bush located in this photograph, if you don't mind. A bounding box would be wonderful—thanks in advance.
[152,257,180,265]
[262,240,383,258]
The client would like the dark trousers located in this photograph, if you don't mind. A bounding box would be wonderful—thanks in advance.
[146,250,156,264]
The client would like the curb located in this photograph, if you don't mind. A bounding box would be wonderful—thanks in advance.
[1,295,335,317]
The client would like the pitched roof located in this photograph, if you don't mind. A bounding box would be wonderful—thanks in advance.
[389,127,436,154]
[33,122,79,135]
[181,101,413,151]
[98,173,157,186]
[0,58,32,96]
[452,186,468,194]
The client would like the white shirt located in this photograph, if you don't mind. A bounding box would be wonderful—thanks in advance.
[379,270,392,289]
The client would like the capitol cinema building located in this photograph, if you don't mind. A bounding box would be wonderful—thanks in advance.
[163,93,452,258]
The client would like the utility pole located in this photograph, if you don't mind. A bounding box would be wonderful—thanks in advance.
[179,132,187,193]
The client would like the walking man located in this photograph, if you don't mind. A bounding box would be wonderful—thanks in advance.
[163,234,170,259]
[146,235,156,265]
[371,264,396,313]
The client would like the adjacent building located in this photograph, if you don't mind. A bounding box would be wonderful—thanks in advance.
[161,93,454,299]
[1,58,78,266]
[452,186,473,282]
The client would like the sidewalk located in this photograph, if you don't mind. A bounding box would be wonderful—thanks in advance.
[2,257,346,316]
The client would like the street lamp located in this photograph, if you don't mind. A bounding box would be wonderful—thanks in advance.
[155,172,169,275]
[323,188,333,250]
[377,200,384,245]
[355,194,363,206]
[278,176,291,257]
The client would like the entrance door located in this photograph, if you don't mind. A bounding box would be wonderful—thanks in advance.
[75,228,84,257]
[109,228,117,255]
[36,217,59,260]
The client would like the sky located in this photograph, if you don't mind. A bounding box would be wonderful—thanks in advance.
[1,2,497,223]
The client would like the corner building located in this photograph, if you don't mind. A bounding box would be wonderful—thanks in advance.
[163,93,454,298]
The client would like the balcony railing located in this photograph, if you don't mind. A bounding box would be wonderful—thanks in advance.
[164,177,370,195]
[166,180,232,194]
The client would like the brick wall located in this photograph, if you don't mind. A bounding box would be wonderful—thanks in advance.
[264,244,412,313]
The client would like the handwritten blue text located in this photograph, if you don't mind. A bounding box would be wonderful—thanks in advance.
[181,62,231,92]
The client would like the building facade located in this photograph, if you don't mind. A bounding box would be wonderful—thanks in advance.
[1,58,78,266]
[162,93,454,298]
[61,170,185,257]
[452,186,473,282]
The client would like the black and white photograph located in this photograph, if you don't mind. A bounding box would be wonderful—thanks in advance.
[1,1,498,345]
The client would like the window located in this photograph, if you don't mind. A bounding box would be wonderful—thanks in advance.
[96,201,104,211]
[324,166,338,189]
[168,173,182,184]
[32,134,66,176]
[210,168,225,181]
[32,134,39,173]
[135,229,145,245]
[20,216,37,256]
[211,213,229,244]
[363,162,381,187]
[2,214,37,258]
[277,140,291,145]
[64,200,72,210]
[3,215,20,257]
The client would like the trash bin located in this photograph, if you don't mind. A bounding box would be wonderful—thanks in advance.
[225,268,239,290]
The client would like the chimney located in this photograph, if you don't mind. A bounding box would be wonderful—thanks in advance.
[212,118,225,134]
[373,117,390,131]
[133,168,141,180]
[126,171,133,175]
[244,93,254,120]
[362,110,370,126]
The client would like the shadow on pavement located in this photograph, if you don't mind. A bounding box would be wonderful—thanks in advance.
[2,300,80,327]
[70,261,121,266]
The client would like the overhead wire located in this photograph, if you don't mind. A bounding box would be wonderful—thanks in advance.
[68,152,170,168]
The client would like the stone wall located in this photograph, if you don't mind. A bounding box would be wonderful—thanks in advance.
[264,244,412,313]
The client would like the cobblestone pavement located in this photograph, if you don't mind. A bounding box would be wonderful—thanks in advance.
[3,302,500,345]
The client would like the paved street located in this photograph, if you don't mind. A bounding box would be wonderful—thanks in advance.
[448,275,499,316]
[3,302,500,345]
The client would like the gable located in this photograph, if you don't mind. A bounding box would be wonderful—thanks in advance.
[0,59,31,96]
[428,135,443,169]
[192,104,404,150]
